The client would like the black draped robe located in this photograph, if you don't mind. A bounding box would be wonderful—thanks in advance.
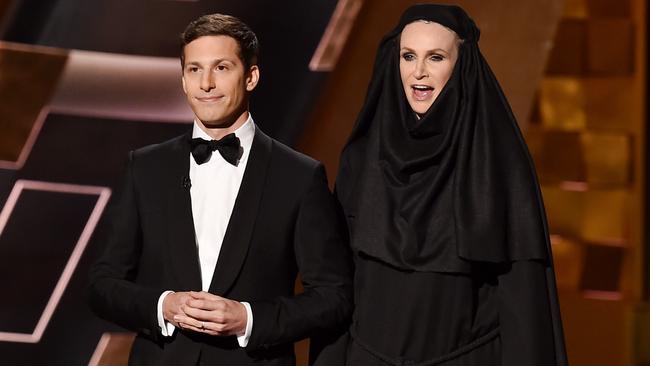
[328,4,568,366]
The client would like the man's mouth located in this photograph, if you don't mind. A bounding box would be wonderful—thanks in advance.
[196,95,224,102]
[411,85,434,101]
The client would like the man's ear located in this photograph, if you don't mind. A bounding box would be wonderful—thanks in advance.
[181,75,188,94]
[246,65,260,92]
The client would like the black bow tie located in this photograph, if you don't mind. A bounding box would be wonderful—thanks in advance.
[190,133,242,165]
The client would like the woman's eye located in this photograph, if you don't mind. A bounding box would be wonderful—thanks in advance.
[402,53,415,61]
[430,54,444,62]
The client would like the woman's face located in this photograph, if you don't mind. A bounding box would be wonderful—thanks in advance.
[399,21,459,116]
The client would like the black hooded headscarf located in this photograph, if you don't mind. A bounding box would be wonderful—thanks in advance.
[336,4,552,273]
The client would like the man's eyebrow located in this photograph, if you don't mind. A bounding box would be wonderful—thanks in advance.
[184,58,236,66]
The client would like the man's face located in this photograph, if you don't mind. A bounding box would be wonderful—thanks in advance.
[182,35,259,128]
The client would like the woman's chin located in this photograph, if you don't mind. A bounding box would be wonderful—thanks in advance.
[410,104,432,116]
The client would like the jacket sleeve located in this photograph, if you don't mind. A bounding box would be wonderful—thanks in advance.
[246,163,354,352]
[497,259,569,366]
[87,151,163,342]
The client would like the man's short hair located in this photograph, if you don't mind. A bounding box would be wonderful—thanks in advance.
[181,13,259,69]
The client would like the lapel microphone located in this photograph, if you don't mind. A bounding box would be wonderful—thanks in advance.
[182,176,192,189]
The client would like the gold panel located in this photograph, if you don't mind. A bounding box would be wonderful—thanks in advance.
[581,189,629,243]
[536,131,586,183]
[632,304,650,365]
[539,77,586,130]
[581,132,632,186]
[584,77,637,131]
[587,0,631,17]
[587,19,634,75]
[545,19,586,75]
[558,291,630,366]
[542,187,628,243]
[580,243,625,292]
[523,124,544,165]
[542,186,585,236]
[539,77,637,131]
[563,0,588,18]
[551,235,585,291]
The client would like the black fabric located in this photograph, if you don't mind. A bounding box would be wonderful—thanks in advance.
[337,3,548,273]
[332,4,568,366]
[349,256,500,365]
[190,133,242,165]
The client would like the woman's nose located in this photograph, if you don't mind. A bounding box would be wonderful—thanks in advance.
[413,60,428,79]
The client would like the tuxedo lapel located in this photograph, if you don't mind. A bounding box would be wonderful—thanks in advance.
[209,129,272,295]
[166,132,202,290]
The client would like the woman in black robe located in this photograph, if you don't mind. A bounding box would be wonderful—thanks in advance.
[333,4,568,365]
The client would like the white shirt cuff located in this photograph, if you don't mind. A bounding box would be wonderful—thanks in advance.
[157,290,176,337]
[237,301,253,347]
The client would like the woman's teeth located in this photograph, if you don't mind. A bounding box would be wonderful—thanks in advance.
[412,85,433,100]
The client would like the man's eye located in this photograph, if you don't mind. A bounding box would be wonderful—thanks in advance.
[188,67,199,73]
[216,65,228,71]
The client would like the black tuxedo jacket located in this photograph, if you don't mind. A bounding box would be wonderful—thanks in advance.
[89,128,353,366]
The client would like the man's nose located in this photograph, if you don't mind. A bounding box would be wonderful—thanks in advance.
[200,72,215,91]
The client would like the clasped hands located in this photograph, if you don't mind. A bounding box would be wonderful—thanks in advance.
[163,291,247,336]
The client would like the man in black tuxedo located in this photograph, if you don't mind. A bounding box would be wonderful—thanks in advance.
[89,13,352,366]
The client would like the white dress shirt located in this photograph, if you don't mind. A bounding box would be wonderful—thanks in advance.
[156,114,255,346]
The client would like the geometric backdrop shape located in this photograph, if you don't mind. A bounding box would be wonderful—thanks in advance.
[0,180,110,343]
